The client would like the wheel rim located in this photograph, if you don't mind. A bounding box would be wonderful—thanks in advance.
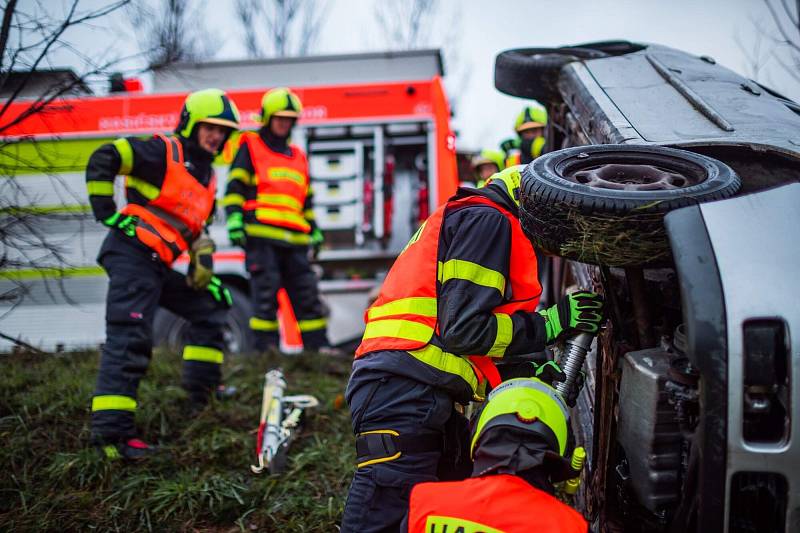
[564,163,706,191]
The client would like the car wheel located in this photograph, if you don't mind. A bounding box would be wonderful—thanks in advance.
[153,285,254,355]
[494,46,608,102]
[520,145,741,267]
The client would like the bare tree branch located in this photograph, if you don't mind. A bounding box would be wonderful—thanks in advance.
[0,0,132,314]
[0,0,18,67]
[128,0,214,70]
[235,0,328,58]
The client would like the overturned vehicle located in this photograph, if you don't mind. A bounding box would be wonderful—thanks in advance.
[495,42,800,532]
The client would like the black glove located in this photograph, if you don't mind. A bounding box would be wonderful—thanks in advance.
[538,291,605,343]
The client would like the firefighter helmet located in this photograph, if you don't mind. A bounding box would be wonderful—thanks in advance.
[484,165,524,206]
[471,148,506,173]
[471,378,569,458]
[470,378,576,480]
[175,88,240,139]
[257,87,303,124]
[514,103,548,133]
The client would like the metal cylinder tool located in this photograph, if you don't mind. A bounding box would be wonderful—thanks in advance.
[555,332,595,400]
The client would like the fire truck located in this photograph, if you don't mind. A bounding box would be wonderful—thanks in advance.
[0,50,458,353]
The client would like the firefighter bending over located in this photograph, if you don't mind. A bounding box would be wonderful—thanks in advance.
[404,377,588,533]
[85,89,240,459]
[340,165,604,532]
[224,87,330,352]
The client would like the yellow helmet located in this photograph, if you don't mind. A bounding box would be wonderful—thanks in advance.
[514,103,547,133]
[471,378,578,480]
[471,148,506,172]
[484,165,524,206]
[175,88,240,138]
[471,378,569,458]
[257,87,303,124]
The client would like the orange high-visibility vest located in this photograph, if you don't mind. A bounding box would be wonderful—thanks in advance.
[241,132,311,233]
[407,474,588,533]
[355,193,541,397]
[121,134,215,264]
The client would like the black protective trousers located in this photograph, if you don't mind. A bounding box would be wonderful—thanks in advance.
[90,231,228,444]
[245,237,329,350]
[340,370,471,533]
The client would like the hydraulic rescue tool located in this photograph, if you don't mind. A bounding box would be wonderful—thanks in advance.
[251,369,319,475]
[553,331,596,499]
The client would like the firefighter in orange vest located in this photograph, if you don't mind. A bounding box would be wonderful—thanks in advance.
[403,377,588,533]
[85,89,240,459]
[224,87,330,352]
[506,103,548,166]
[340,166,604,532]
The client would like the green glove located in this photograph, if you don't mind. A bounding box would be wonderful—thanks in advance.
[310,228,324,259]
[103,212,138,237]
[206,276,232,308]
[187,237,215,290]
[227,212,246,248]
[538,291,605,343]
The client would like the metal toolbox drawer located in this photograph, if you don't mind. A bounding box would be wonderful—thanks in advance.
[309,152,358,179]
[314,202,359,230]
[312,178,359,205]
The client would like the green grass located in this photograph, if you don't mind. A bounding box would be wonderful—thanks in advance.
[0,349,355,531]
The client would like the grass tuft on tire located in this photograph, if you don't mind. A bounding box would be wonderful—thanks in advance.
[519,145,741,267]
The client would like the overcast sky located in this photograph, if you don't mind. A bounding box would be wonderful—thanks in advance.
[39,0,800,150]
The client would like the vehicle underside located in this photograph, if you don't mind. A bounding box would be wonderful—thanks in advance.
[495,41,800,532]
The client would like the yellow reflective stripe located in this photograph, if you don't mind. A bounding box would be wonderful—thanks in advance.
[362,319,434,344]
[92,395,137,412]
[424,516,503,533]
[268,167,305,185]
[487,313,513,357]
[255,193,302,211]
[437,259,505,294]
[255,208,310,229]
[222,193,245,207]
[87,180,114,196]
[182,345,224,364]
[367,297,437,320]
[244,224,312,245]
[229,167,255,185]
[304,208,315,220]
[297,318,326,332]
[126,176,160,200]
[113,138,134,175]
[407,344,479,393]
[250,317,279,331]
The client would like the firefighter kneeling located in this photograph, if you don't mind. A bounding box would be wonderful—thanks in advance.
[404,378,588,533]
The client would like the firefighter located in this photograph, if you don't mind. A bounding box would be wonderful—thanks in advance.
[340,165,604,532]
[403,378,588,533]
[507,102,548,166]
[85,88,240,459]
[224,87,330,352]
[470,148,505,188]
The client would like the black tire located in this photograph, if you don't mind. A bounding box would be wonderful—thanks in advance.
[519,145,741,267]
[153,285,254,355]
[495,47,608,102]
[569,40,646,56]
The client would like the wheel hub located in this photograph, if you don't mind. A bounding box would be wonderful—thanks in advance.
[567,163,704,191]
